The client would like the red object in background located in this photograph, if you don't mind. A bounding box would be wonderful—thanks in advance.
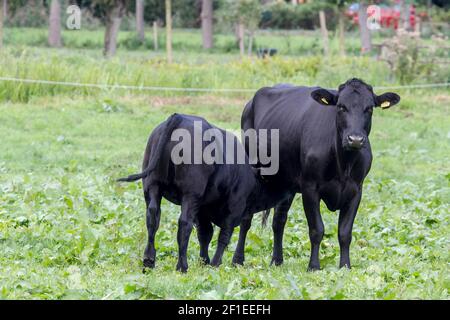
[346,3,419,30]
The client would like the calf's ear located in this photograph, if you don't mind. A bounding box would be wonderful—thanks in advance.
[375,92,400,109]
[311,89,338,106]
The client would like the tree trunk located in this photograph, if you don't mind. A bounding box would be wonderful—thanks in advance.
[237,22,245,57]
[104,1,126,57]
[201,0,213,49]
[48,0,62,47]
[358,1,371,53]
[165,0,173,63]
[319,10,329,56]
[247,31,253,56]
[2,0,6,20]
[136,0,145,42]
[0,0,3,50]
[338,9,345,56]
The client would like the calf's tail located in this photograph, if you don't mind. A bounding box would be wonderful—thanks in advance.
[117,113,182,182]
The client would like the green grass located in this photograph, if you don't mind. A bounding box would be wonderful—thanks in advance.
[0,28,449,299]
[3,27,367,56]
[0,90,449,299]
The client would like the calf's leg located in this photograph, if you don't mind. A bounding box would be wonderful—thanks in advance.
[232,214,252,265]
[302,186,324,271]
[197,217,214,265]
[176,197,198,272]
[338,190,361,269]
[210,225,234,267]
[271,194,294,266]
[143,187,161,270]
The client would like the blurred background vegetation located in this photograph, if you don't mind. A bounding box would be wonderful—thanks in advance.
[0,0,448,99]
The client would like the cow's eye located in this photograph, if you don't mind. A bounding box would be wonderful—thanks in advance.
[338,105,347,112]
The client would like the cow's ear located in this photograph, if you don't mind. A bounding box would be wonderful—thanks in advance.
[375,92,400,109]
[311,89,338,106]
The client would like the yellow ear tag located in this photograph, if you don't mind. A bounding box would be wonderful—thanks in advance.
[321,98,329,105]
[380,101,390,109]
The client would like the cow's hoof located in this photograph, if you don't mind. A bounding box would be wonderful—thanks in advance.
[200,257,210,265]
[307,264,321,272]
[143,258,155,269]
[270,257,283,266]
[232,256,244,266]
[339,263,351,269]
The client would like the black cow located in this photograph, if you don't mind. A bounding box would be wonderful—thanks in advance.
[235,78,400,270]
[118,113,283,272]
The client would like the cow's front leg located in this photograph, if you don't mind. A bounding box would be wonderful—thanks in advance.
[271,194,294,266]
[176,197,198,273]
[232,214,252,266]
[338,188,362,269]
[302,186,324,271]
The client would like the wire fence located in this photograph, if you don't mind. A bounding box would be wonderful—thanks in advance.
[0,76,449,94]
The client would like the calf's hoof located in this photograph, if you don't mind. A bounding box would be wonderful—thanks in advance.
[176,262,188,273]
[232,255,244,266]
[339,263,351,269]
[200,256,210,265]
[270,257,283,266]
[210,258,222,268]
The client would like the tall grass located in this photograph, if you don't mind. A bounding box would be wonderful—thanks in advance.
[3,27,367,56]
[0,46,398,103]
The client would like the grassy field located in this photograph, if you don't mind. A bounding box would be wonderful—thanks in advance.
[0,26,449,299]
[3,27,369,56]
[0,87,449,299]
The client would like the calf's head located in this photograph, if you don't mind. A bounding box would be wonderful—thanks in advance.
[311,78,400,150]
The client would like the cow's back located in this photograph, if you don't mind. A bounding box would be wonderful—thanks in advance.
[242,84,338,188]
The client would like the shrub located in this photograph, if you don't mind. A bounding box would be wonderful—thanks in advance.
[379,31,450,84]
[260,2,338,30]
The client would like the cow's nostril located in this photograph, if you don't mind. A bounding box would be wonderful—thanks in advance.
[347,135,364,147]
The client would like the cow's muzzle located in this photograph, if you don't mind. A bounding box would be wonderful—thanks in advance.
[346,135,365,149]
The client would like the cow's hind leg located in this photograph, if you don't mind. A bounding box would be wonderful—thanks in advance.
[197,216,213,265]
[176,197,199,273]
[232,214,252,266]
[143,186,162,271]
[271,194,294,266]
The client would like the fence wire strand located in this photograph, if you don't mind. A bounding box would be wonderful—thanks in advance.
[0,76,448,93]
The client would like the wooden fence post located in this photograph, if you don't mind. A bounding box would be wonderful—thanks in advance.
[319,10,329,56]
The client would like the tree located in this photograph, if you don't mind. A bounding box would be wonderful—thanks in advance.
[0,0,4,49]
[201,0,213,49]
[358,1,371,53]
[136,0,145,42]
[97,0,127,57]
[165,0,173,63]
[328,0,348,56]
[48,0,62,47]
[219,0,261,57]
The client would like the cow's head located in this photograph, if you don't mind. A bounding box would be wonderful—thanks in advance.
[311,78,400,150]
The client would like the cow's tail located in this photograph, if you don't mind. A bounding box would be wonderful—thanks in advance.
[261,208,271,228]
[117,113,182,182]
